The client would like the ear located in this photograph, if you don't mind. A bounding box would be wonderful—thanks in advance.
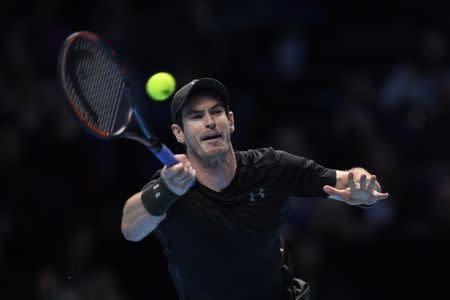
[227,111,235,134]
[171,124,185,144]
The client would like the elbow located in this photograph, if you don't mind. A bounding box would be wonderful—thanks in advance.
[121,222,143,242]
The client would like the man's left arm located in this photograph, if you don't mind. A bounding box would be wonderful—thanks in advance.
[323,167,389,206]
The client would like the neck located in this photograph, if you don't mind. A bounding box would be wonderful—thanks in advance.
[187,146,237,192]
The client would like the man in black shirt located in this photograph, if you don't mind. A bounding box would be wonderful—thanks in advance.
[121,78,389,300]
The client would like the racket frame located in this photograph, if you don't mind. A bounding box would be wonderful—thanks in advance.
[58,31,178,166]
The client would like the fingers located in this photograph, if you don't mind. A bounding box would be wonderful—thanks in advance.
[374,191,389,200]
[163,155,191,179]
[187,167,196,187]
[162,164,184,181]
[161,155,197,195]
[348,172,357,191]
[177,166,196,184]
[174,154,188,162]
[349,172,375,191]
[176,174,195,189]
[323,185,351,201]
[366,175,377,192]
[359,174,367,190]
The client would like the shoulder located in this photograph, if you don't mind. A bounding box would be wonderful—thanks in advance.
[235,147,312,167]
[273,149,309,165]
[233,148,279,184]
[236,147,278,168]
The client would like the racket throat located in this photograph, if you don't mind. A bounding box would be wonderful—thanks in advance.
[124,133,163,151]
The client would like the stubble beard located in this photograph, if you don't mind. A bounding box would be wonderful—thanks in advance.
[188,138,231,168]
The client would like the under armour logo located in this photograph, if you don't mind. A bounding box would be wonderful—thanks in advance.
[249,188,265,202]
[153,184,160,198]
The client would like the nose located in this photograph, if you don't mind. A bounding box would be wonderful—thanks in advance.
[205,112,216,129]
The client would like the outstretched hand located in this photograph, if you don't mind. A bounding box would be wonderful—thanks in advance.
[323,172,389,206]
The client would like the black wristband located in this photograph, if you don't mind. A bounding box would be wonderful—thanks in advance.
[141,178,179,216]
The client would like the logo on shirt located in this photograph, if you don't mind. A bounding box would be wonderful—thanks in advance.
[249,187,266,202]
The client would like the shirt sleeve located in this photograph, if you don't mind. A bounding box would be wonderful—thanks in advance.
[274,150,336,197]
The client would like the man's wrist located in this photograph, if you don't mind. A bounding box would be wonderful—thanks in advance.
[141,177,179,216]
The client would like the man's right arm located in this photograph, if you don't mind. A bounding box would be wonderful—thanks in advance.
[121,154,196,242]
[121,191,167,242]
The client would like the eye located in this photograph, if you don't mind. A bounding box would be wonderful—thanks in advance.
[212,108,224,115]
[190,113,202,120]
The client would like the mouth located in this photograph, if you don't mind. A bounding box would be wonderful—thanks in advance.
[201,132,222,142]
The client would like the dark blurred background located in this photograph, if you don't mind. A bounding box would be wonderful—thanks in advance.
[2,0,450,299]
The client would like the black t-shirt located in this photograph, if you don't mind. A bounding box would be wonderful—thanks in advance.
[145,148,336,300]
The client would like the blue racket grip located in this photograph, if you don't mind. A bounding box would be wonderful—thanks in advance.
[151,144,179,166]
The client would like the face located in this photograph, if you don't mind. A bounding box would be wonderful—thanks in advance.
[171,96,235,162]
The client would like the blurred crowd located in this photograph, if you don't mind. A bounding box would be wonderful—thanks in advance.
[1,0,450,299]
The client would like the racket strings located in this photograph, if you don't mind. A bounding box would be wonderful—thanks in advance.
[66,38,127,135]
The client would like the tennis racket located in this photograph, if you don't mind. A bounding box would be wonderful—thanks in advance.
[57,31,178,166]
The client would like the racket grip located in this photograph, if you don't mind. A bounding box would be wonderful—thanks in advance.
[152,144,178,166]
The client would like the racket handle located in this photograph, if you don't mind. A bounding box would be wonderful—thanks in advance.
[151,144,179,166]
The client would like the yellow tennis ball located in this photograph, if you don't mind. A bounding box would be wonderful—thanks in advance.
[146,72,176,101]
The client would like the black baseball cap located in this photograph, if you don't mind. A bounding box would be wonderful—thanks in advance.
[170,78,229,123]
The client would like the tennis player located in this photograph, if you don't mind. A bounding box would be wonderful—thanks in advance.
[121,78,389,300]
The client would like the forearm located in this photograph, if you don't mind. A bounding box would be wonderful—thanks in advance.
[121,192,166,242]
